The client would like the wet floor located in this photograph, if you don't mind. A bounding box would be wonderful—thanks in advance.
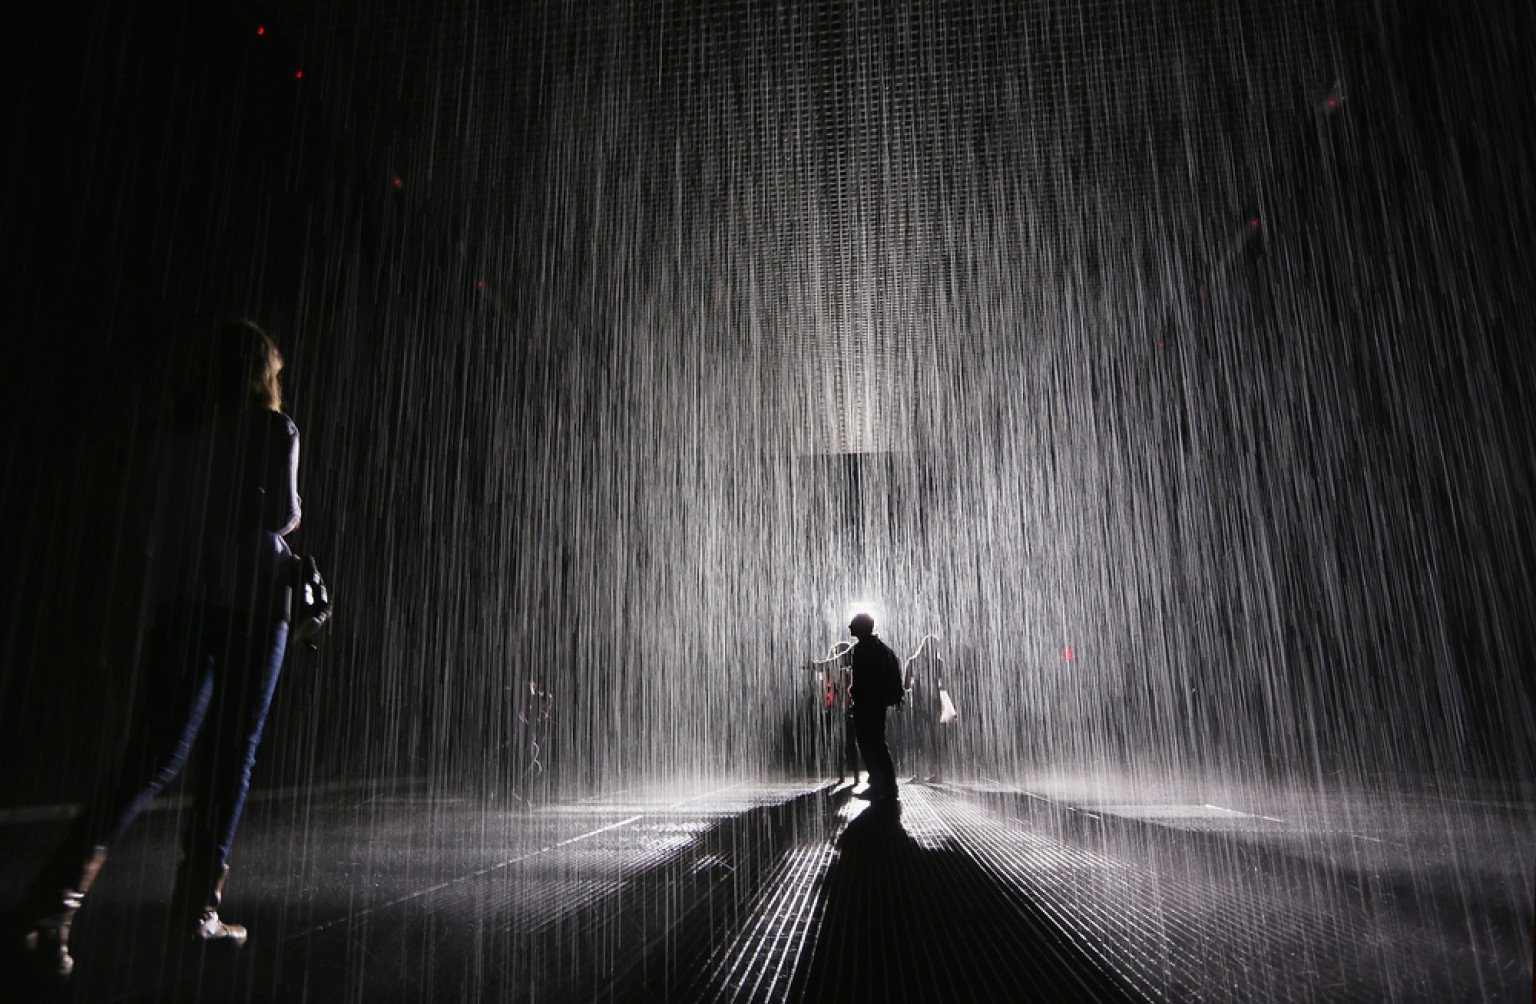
[2,774,1530,1002]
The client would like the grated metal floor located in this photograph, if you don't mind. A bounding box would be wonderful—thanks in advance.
[1,777,1530,1002]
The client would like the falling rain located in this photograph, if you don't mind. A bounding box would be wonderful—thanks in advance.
[1,1,1532,1001]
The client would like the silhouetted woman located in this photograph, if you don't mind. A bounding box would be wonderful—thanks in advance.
[20,321,302,976]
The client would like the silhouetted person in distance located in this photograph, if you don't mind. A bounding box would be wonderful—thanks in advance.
[812,614,904,800]
[903,635,946,782]
[807,641,859,783]
[501,679,553,806]
[18,321,303,978]
[827,662,859,784]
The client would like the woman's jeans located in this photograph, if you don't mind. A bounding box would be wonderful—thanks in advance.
[61,604,288,876]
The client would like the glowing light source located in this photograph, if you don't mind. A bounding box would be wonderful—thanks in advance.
[257,26,265,35]
[1062,647,1075,660]
[295,70,303,79]
[845,600,882,627]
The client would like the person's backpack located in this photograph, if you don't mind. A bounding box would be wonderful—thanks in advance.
[877,640,906,707]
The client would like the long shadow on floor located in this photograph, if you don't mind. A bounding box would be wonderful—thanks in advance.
[4,789,1139,1003]
[788,795,1134,1003]
[30,792,825,1003]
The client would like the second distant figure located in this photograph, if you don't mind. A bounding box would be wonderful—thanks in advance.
[812,614,905,800]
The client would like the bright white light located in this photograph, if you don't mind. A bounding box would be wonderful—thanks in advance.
[845,599,881,626]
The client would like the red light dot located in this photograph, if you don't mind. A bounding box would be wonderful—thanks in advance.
[295,70,303,79]
[1327,98,1337,106]
[1062,647,1074,661]
[477,280,484,287]
[257,26,265,35]
[1249,219,1259,226]
[393,177,402,186]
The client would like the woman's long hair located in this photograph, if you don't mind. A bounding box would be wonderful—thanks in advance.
[216,320,284,413]
[168,321,284,431]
